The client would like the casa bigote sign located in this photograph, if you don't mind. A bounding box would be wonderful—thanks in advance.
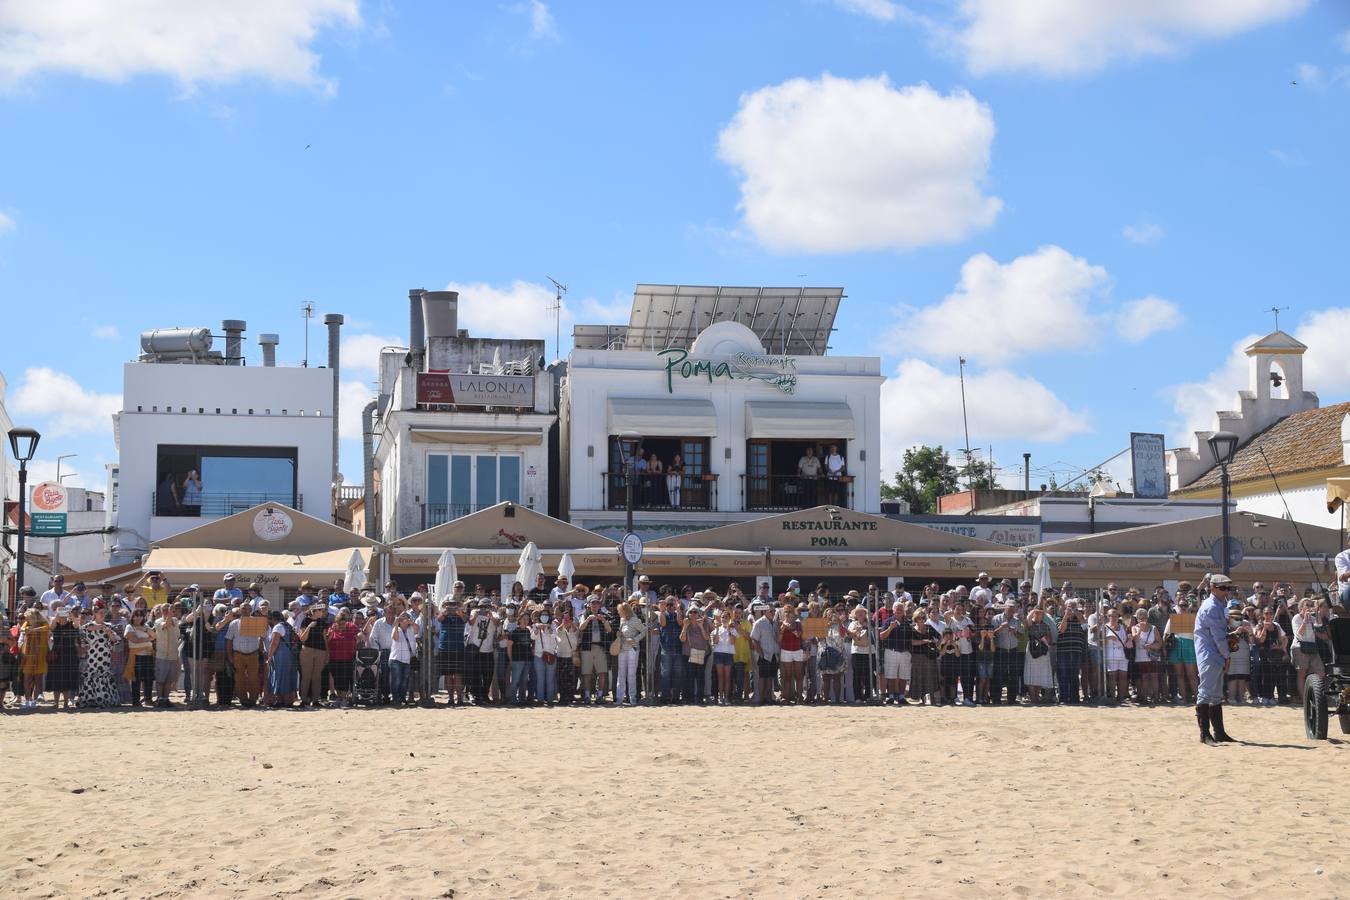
[253,507,294,542]
[659,348,797,394]
[30,481,68,535]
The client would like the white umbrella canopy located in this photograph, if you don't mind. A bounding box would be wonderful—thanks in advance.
[1031,552,1052,598]
[344,549,367,593]
[434,549,458,603]
[514,541,543,589]
[557,552,576,581]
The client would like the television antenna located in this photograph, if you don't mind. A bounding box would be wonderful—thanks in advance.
[1268,305,1290,331]
[545,275,567,362]
[301,301,315,367]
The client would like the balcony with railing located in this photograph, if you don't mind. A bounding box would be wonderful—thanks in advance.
[420,503,493,529]
[153,492,302,518]
[602,471,718,512]
[740,474,853,512]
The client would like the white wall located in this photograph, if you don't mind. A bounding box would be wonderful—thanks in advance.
[115,362,334,555]
[1237,486,1347,535]
[378,409,554,540]
[564,347,882,515]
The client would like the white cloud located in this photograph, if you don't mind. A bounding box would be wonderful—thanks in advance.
[1116,296,1183,343]
[90,324,119,340]
[447,280,558,340]
[527,1,558,40]
[24,457,87,489]
[899,245,1107,361]
[340,332,402,377]
[951,0,1309,76]
[716,75,1000,253]
[1295,61,1322,85]
[880,358,1090,469]
[10,367,119,438]
[0,210,14,233]
[1165,307,1350,441]
[0,0,360,91]
[1340,30,1350,53]
[338,379,374,441]
[1122,221,1164,244]
[832,0,903,23]
[1269,148,1307,167]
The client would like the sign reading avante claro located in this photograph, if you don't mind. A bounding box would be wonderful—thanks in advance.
[659,348,797,394]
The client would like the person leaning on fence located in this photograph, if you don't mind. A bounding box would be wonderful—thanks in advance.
[325,608,359,707]
[615,598,646,706]
[1054,601,1086,704]
[437,599,468,707]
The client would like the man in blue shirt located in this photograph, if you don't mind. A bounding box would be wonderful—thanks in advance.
[213,574,244,608]
[1195,573,1236,744]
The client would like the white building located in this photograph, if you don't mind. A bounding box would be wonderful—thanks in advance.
[372,290,557,542]
[562,285,883,540]
[111,321,337,563]
[24,487,109,575]
[1168,330,1350,533]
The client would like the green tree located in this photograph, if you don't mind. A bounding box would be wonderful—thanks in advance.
[881,445,961,514]
[965,457,999,491]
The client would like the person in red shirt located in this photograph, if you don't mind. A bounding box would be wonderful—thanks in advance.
[325,609,360,708]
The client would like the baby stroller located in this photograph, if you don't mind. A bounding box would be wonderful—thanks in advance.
[353,648,381,707]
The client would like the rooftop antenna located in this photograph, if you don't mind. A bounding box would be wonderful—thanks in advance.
[1268,305,1290,331]
[958,356,974,489]
[301,301,315,367]
[546,276,567,362]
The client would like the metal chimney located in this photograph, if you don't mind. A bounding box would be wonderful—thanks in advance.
[421,291,459,340]
[324,313,344,493]
[258,333,279,367]
[408,288,426,353]
[222,319,247,366]
[362,399,379,540]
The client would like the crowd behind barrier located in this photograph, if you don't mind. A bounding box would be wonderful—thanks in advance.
[1,568,1345,713]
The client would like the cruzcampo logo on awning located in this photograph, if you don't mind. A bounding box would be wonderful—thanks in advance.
[659,348,797,394]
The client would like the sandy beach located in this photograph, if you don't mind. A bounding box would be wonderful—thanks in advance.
[2,703,1343,899]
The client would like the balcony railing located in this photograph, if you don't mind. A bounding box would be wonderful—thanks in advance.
[602,471,718,512]
[153,491,302,518]
[741,474,853,512]
[421,503,490,529]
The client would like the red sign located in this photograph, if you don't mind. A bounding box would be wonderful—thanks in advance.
[417,372,455,404]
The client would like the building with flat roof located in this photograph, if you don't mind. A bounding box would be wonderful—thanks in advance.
[562,284,883,540]
[110,320,338,564]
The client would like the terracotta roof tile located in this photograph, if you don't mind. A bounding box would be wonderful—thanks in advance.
[1178,401,1350,492]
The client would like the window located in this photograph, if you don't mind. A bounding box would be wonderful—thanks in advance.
[156,445,298,517]
[426,453,522,522]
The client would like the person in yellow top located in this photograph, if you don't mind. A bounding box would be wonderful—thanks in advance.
[140,572,170,609]
[122,608,156,706]
[19,608,49,710]
[730,606,753,703]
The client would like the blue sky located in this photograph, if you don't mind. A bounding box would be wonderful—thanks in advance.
[1,0,1348,493]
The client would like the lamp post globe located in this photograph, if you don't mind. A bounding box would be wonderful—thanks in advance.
[7,426,41,619]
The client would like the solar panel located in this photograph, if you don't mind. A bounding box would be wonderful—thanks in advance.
[571,284,842,355]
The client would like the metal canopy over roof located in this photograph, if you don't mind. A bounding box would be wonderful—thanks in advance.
[572,284,843,355]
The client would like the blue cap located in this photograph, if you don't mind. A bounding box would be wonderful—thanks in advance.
[1226,599,1242,611]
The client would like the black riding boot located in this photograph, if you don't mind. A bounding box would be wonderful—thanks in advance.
[1209,703,1235,742]
[1196,704,1216,744]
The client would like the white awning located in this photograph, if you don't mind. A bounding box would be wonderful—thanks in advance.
[745,401,856,439]
[410,426,544,445]
[606,398,717,436]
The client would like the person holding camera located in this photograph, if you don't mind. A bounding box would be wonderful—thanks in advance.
[297,602,329,707]
[1054,601,1086,704]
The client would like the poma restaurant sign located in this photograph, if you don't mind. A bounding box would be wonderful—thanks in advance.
[659,348,797,394]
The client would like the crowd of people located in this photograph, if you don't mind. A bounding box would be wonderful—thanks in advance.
[1,568,1343,712]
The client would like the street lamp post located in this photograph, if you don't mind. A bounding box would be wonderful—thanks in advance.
[618,431,641,594]
[7,427,41,619]
[1207,431,1239,576]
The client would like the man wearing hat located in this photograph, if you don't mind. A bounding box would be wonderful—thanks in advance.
[970,573,992,610]
[214,575,244,607]
[1194,574,1236,744]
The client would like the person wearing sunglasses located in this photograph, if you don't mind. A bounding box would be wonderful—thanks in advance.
[1194,574,1237,745]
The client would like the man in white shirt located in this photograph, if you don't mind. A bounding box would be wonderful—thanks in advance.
[891,579,913,604]
[549,576,571,606]
[1335,544,1350,607]
[366,606,397,705]
[224,602,269,707]
[40,575,68,610]
[824,443,845,504]
[969,574,993,610]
